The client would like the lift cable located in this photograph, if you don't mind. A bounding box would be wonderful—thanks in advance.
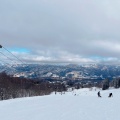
[0,51,18,64]
[0,45,21,74]
[0,45,24,64]
[0,59,17,74]
[0,60,9,65]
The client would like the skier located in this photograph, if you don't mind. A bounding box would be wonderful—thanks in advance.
[108,93,113,97]
[97,91,101,97]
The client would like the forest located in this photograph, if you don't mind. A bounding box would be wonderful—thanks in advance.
[0,72,67,100]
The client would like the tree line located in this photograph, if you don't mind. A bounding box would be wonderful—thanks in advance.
[0,72,67,100]
[0,71,120,100]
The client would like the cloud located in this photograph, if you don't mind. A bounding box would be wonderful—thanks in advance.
[0,0,120,64]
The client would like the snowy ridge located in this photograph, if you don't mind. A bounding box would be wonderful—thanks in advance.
[0,88,119,120]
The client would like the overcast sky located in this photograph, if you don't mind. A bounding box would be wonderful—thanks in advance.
[0,0,120,64]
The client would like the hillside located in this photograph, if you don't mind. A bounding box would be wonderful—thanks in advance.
[1,64,120,80]
[0,88,119,120]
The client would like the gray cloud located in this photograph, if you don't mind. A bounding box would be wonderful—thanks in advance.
[0,0,120,63]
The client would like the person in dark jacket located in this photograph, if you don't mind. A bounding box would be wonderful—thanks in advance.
[108,93,113,97]
[97,91,101,97]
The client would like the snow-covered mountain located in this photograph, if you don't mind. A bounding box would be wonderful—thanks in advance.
[0,87,119,120]
[1,64,120,80]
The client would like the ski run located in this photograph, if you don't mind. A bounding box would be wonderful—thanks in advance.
[0,87,119,120]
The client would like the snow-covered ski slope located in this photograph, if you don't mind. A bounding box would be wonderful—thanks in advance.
[0,88,119,120]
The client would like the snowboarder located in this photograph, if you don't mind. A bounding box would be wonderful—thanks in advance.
[97,91,101,97]
[108,93,113,97]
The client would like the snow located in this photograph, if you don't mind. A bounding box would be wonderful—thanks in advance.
[0,88,119,120]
